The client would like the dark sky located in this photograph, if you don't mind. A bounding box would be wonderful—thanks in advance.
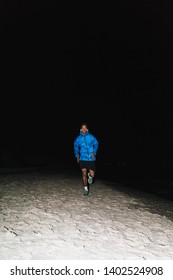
[0,1,173,166]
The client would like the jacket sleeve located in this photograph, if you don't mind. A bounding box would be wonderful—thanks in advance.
[74,137,80,157]
[93,136,99,155]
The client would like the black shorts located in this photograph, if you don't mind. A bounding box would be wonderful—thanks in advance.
[79,160,96,172]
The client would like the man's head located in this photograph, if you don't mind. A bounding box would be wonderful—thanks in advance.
[80,123,88,135]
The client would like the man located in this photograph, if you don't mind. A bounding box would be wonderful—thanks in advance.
[74,123,99,196]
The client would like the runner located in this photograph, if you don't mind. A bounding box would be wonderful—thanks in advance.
[74,123,99,196]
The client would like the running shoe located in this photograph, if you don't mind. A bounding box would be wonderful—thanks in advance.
[88,173,93,185]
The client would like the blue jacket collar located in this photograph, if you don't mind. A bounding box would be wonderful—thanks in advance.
[80,130,89,136]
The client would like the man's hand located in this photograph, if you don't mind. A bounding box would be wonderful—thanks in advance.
[91,152,95,159]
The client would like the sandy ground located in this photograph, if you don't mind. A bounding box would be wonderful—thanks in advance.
[0,168,173,260]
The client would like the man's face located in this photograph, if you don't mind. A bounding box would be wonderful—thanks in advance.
[80,125,88,135]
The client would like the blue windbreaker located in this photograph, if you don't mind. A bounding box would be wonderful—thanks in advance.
[74,130,99,161]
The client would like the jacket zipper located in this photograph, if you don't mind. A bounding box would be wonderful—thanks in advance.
[84,135,90,160]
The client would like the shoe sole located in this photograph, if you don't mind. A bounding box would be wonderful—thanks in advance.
[88,179,93,185]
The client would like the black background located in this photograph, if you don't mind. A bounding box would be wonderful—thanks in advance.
[0,1,173,189]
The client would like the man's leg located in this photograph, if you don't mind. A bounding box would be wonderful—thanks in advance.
[81,168,89,195]
[89,169,95,178]
[81,168,88,186]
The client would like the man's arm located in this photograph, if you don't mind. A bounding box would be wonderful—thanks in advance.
[93,136,99,156]
[74,137,80,162]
